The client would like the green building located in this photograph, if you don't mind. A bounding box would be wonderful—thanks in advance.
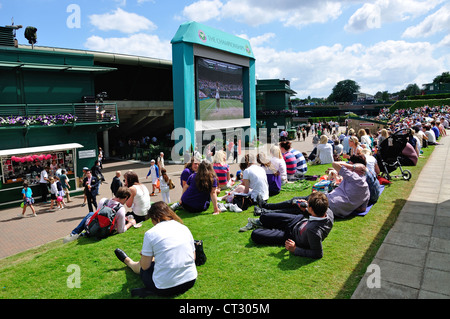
[256,79,297,139]
[0,27,118,207]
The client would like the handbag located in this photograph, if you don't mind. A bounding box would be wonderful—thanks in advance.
[232,194,253,211]
[168,178,175,190]
[194,240,207,266]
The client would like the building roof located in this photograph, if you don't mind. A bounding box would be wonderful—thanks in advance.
[17,44,172,69]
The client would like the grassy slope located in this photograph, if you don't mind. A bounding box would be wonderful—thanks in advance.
[0,146,433,299]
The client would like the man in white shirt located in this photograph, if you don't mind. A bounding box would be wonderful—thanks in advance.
[39,166,50,202]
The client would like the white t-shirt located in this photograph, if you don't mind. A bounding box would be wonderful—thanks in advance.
[425,130,436,143]
[141,220,197,289]
[242,164,269,201]
[39,170,48,183]
[270,157,287,182]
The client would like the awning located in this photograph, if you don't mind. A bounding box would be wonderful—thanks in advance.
[0,61,116,73]
[0,143,84,157]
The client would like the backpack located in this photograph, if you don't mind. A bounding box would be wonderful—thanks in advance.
[86,200,121,239]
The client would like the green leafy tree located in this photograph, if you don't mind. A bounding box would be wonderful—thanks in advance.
[433,72,450,84]
[328,79,360,103]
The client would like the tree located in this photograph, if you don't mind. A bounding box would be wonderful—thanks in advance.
[433,72,450,84]
[405,83,420,96]
[328,79,360,103]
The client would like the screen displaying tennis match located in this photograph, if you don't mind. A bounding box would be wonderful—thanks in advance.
[195,57,244,121]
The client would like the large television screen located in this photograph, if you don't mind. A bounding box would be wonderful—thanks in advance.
[196,57,244,121]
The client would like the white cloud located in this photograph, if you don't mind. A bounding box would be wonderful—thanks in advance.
[246,34,445,97]
[182,0,223,22]
[182,0,342,27]
[345,0,444,33]
[84,33,171,60]
[89,8,157,34]
[402,2,450,38]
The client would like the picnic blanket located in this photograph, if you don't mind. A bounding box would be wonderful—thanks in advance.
[350,185,385,217]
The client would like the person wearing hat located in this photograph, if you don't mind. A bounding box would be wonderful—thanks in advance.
[146,159,160,196]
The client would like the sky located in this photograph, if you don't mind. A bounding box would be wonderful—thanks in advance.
[1,0,449,99]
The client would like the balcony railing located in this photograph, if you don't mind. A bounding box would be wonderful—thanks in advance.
[0,103,118,128]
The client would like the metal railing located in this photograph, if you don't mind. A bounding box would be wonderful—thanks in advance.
[0,103,118,127]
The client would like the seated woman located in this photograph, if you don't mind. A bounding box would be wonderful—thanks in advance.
[255,155,370,219]
[124,171,151,223]
[358,129,372,149]
[269,144,287,185]
[114,201,197,297]
[343,136,362,159]
[257,152,281,197]
[173,161,221,215]
[232,153,269,205]
[314,135,334,164]
[180,155,201,191]
[212,150,230,190]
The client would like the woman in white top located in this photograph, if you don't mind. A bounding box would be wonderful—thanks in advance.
[114,201,197,297]
[239,153,269,203]
[124,171,151,222]
[269,144,287,184]
[315,135,334,164]
[358,129,372,148]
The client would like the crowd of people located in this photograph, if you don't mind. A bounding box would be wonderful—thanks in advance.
[17,104,448,297]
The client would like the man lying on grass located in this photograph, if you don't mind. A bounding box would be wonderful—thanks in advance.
[240,192,333,259]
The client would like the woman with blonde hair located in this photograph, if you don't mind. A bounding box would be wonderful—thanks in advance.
[344,136,362,159]
[358,129,372,148]
[314,135,334,164]
[257,152,281,196]
[212,150,230,190]
[269,144,287,184]
[378,129,389,145]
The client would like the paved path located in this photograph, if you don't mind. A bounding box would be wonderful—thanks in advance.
[352,132,450,299]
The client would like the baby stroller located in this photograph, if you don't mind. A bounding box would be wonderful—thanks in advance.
[375,128,413,181]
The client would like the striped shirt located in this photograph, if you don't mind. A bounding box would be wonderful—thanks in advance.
[290,148,308,174]
[213,164,229,187]
[282,151,297,176]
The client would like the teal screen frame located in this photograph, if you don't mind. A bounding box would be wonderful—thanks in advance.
[171,21,256,153]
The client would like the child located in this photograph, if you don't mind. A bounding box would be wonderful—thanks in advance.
[59,169,71,202]
[49,177,59,211]
[20,181,36,217]
[55,176,66,209]
[159,168,171,204]
[146,159,160,196]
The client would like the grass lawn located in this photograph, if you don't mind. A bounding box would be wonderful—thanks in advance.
[0,146,434,299]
